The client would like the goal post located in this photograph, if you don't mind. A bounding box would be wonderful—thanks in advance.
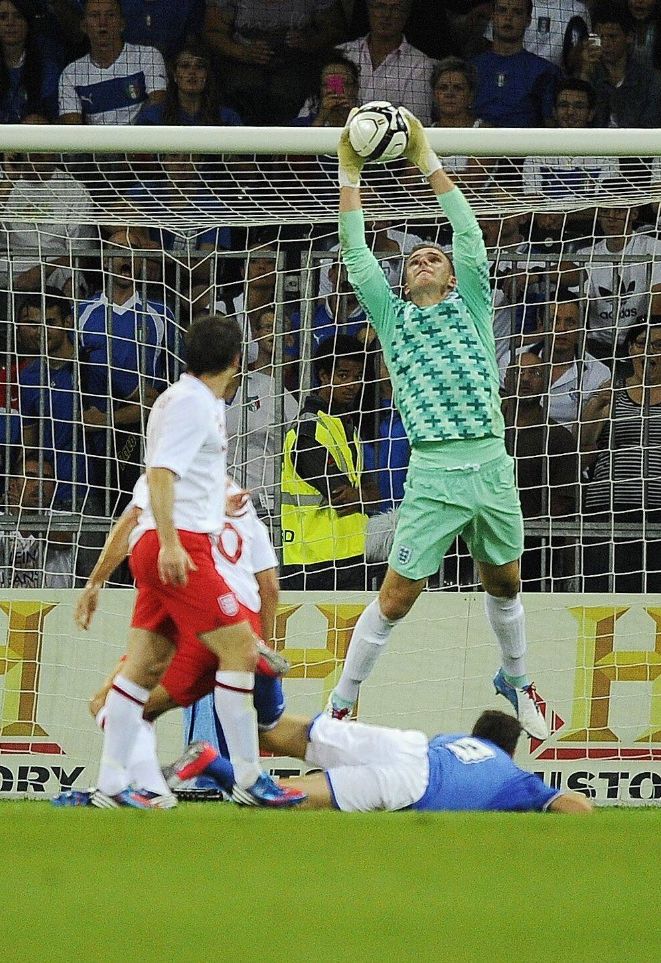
[0,125,660,803]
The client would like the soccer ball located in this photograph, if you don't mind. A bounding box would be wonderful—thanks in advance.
[348,102,410,163]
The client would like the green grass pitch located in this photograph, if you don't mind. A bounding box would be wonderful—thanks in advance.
[1,804,658,963]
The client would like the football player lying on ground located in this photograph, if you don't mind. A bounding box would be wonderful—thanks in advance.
[176,709,593,814]
[54,478,292,807]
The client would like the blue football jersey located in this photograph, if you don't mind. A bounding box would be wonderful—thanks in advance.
[411,734,558,813]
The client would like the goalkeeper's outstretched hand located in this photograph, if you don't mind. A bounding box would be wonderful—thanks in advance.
[338,109,365,188]
[400,108,442,179]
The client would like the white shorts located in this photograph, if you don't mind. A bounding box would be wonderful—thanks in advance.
[305,715,429,812]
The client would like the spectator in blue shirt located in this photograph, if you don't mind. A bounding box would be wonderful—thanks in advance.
[17,289,91,509]
[289,260,370,371]
[78,229,174,510]
[135,40,243,126]
[471,0,559,126]
[117,0,204,60]
[0,0,61,121]
[126,152,232,311]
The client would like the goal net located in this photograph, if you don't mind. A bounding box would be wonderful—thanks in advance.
[1,126,660,803]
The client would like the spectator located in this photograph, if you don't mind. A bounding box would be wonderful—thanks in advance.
[0,113,97,298]
[516,291,611,436]
[431,56,494,191]
[628,0,661,72]
[339,0,437,124]
[251,305,278,376]
[575,1,661,127]
[504,351,578,590]
[17,289,91,509]
[471,0,559,126]
[78,228,172,510]
[347,0,493,60]
[216,241,277,363]
[135,40,242,125]
[523,79,618,199]
[1,449,76,587]
[225,350,298,517]
[126,152,231,310]
[118,0,204,60]
[317,219,424,299]
[292,49,359,127]
[205,0,345,124]
[524,0,590,67]
[59,0,167,124]
[291,260,369,357]
[566,190,661,358]
[0,0,61,121]
[363,354,410,513]
[581,320,661,591]
[281,335,379,590]
[523,79,618,241]
[479,210,546,362]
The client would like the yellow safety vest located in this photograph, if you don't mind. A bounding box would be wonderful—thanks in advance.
[281,408,368,565]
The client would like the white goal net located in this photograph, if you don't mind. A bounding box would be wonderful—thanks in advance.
[1,127,660,802]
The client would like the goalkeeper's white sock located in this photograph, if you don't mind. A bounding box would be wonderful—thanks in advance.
[97,675,149,796]
[333,600,400,707]
[484,593,530,686]
[214,671,261,789]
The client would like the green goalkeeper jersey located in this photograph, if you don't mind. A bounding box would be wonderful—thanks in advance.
[339,188,504,447]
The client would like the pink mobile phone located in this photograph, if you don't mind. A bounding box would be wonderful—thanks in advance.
[326,73,346,96]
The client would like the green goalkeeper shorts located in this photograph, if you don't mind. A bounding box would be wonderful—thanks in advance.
[389,451,524,581]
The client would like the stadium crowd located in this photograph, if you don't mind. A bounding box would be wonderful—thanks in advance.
[1,0,661,593]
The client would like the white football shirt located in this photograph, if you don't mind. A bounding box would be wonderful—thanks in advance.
[211,484,278,613]
[131,373,227,543]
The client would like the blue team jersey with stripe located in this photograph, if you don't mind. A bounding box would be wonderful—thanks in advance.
[411,734,558,812]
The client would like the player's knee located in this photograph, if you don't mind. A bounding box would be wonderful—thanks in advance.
[379,579,421,620]
[481,563,520,599]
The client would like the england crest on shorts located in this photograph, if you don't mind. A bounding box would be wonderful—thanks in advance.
[218,593,239,617]
[397,545,412,565]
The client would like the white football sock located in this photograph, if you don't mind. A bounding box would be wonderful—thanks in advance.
[334,599,399,706]
[129,720,171,796]
[484,593,529,682]
[214,671,261,789]
[97,674,150,796]
[96,703,170,797]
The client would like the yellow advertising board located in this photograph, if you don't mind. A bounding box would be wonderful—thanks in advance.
[1,590,659,803]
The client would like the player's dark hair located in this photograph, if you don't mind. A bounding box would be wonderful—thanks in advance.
[313,334,365,382]
[554,77,596,111]
[471,710,523,757]
[17,287,72,322]
[592,1,635,34]
[185,313,242,376]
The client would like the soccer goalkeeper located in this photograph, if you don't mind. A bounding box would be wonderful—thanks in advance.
[328,109,548,740]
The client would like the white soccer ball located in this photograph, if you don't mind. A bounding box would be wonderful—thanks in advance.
[348,102,410,163]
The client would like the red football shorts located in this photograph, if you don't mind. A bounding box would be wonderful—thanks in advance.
[130,529,248,641]
[161,606,262,707]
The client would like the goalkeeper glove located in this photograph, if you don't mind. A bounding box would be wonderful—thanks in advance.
[401,108,442,179]
[338,111,365,188]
